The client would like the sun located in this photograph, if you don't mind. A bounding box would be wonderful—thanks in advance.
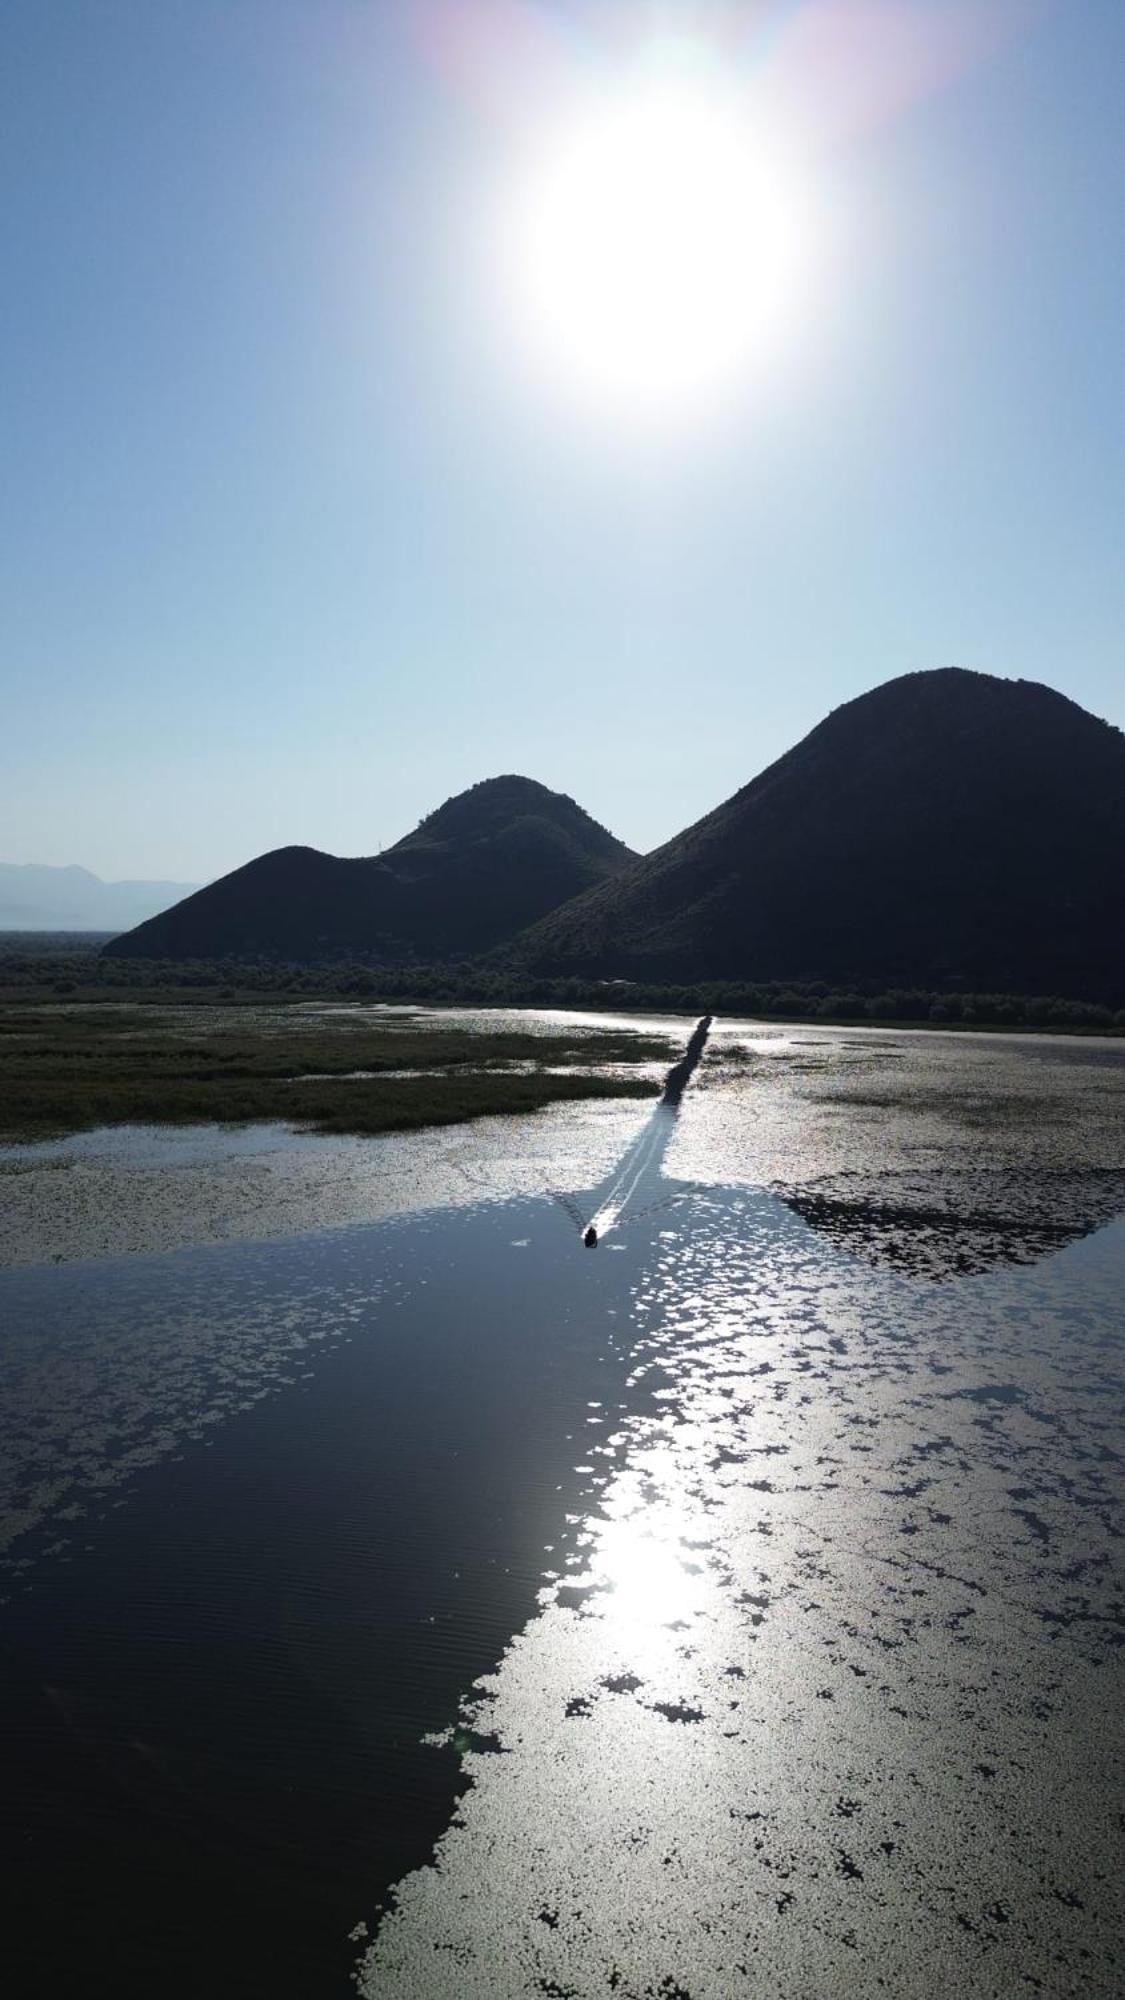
[499,60,818,420]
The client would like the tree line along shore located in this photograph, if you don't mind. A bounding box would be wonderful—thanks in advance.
[1,942,1122,1034]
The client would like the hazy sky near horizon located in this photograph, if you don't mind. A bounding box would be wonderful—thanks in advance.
[2,0,1123,882]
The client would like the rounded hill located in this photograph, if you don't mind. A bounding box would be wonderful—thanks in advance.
[105,777,637,962]
[510,669,1125,1003]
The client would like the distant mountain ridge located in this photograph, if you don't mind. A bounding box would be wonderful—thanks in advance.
[510,669,1125,1003]
[105,776,636,962]
[0,862,200,933]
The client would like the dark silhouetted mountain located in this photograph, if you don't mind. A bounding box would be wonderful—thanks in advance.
[105,777,636,962]
[509,670,1125,1002]
[0,862,200,932]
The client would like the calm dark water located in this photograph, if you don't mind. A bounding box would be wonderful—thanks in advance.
[1,1086,1123,1998]
[1,1192,651,1996]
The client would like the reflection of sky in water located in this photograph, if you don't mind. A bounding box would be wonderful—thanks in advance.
[1,1028,1123,1997]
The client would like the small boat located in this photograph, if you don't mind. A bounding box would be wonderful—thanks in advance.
[583,1224,598,1248]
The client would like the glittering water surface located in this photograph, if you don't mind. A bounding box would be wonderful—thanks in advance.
[360,1190,1123,1999]
[1,1026,1123,1999]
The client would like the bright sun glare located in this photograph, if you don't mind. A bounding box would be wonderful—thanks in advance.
[501,59,818,419]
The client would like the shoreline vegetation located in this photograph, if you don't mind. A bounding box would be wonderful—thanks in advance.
[0,1006,665,1144]
[2,937,1121,1146]
[1,937,1122,1031]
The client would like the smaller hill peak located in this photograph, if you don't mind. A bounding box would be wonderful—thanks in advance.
[415,774,579,827]
[104,775,635,962]
[402,775,632,861]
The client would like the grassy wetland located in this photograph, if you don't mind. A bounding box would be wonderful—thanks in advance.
[0,996,665,1143]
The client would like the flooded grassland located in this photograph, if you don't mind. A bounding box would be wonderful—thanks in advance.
[0,1016,1122,1997]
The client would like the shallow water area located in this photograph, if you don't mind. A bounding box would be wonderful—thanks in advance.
[358,1193,1124,1998]
[1,1022,1123,1997]
[0,1098,654,1268]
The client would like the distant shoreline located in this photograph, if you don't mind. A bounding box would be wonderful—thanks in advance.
[2,932,1121,1039]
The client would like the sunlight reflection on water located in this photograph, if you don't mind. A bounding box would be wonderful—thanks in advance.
[2,1021,1123,1998]
[357,1170,1125,2000]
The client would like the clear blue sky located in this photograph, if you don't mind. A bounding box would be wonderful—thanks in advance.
[2,1,1122,883]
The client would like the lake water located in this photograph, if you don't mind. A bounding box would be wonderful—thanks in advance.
[1,1023,1123,1997]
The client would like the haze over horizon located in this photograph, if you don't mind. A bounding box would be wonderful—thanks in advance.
[3,1,1123,883]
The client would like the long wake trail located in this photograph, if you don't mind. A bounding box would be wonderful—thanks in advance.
[582,1014,713,1245]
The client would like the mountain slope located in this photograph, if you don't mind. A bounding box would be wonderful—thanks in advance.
[0,862,200,932]
[509,670,1125,1002]
[104,776,636,962]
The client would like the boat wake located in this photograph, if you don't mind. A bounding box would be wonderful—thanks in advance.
[581,1016,712,1245]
